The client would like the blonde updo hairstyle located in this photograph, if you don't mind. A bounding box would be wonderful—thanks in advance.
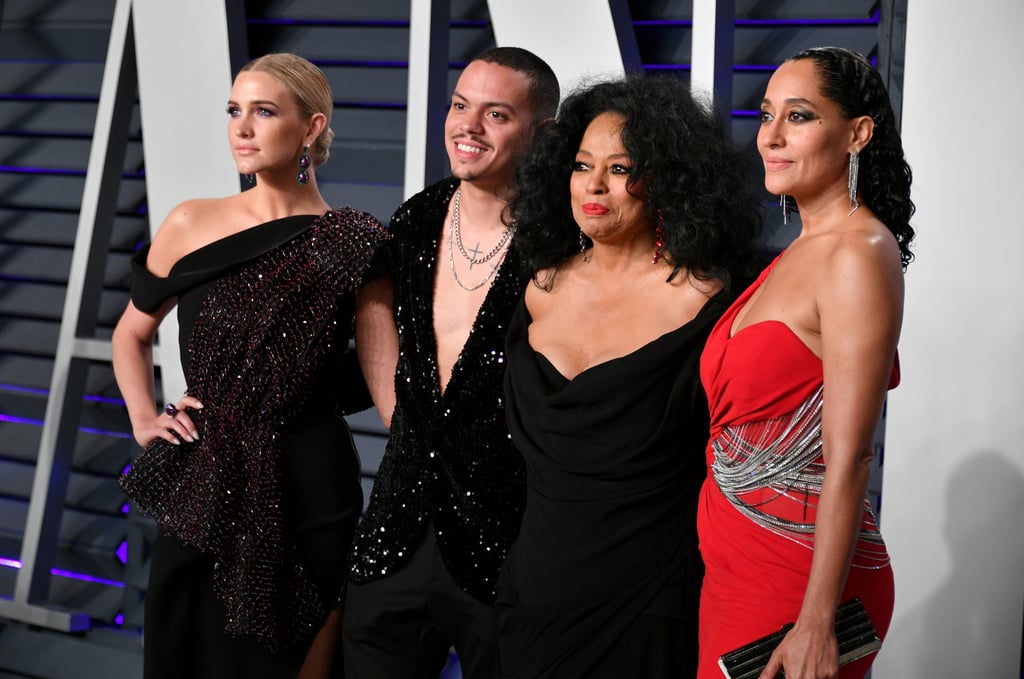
[240,53,335,167]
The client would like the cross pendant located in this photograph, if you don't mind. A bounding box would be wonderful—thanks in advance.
[467,242,483,270]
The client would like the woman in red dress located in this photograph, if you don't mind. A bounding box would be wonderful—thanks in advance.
[697,47,915,679]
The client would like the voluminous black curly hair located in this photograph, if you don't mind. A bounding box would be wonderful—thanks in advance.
[507,75,762,291]
[789,47,916,268]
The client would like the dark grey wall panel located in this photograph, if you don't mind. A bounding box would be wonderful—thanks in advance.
[0,209,146,249]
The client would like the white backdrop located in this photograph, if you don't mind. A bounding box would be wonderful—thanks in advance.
[132,0,238,402]
[875,1,1024,676]
[486,0,628,96]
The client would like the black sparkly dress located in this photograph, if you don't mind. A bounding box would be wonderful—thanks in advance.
[120,209,386,678]
[347,177,529,604]
[496,293,731,679]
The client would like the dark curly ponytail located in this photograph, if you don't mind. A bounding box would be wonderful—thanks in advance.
[789,47,915,268]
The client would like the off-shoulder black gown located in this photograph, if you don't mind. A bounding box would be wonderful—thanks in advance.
[124,211,382,678]
[496,293,730,678]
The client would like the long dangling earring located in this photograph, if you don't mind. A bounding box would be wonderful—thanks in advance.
[243,174,255,187]
[847,151,860,216]
[579,229,590,263]
[651,210,666,264]
[296,145,311,186]
[779,194,790,225]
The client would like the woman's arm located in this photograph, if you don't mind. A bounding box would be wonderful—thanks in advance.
[112,203,206,448]
[355,276,398,429]
[111,299,201,447]
[761,231,904,679]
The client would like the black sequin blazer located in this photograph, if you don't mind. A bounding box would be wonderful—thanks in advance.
[348,177,528,603]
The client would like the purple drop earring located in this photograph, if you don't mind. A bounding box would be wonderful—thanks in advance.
[296,145,311,185]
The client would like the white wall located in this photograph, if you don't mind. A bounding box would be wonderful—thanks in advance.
[131,0,238,402]
[875,1,1024,676]
[486,0,628,94]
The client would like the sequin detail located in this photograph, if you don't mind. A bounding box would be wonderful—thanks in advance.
[120,208,388,652]
[347,178,528,602]
[710,385,890,569]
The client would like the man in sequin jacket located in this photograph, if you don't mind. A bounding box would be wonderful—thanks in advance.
[342,47,559,678]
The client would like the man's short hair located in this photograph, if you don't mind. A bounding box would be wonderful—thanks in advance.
[472,47,560,121]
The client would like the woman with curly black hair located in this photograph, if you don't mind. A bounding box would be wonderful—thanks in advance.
[495,75,761,678]
[697,47,915,679]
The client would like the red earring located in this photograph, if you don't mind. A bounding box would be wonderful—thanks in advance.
[652,210,665,264]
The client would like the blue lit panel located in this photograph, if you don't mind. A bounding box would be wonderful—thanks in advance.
[0,557,125,589]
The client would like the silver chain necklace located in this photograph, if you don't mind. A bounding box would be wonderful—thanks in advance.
[451,187,513,266]
[448,222,508,292]
[447,188,512,292]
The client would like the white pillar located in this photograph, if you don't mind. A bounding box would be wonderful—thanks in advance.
[690,0,734,111]
[485,0,633,94]
[131,0,240,402]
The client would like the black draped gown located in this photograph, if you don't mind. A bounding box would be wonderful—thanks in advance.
[496,293,730,679]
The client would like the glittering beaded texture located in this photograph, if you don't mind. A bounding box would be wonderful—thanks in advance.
[347,178,529,603]
[120,208,387,653]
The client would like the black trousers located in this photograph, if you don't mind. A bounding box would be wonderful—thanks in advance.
[342,525,499,679]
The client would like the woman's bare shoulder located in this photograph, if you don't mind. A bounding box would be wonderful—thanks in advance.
[816,217,904,321]
[828,216,902,279]
[146,196,241,276]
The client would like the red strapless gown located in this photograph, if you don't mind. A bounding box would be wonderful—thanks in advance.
[696,258,896,678]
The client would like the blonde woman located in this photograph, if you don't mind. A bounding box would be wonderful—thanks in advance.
[113,53,386,678]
